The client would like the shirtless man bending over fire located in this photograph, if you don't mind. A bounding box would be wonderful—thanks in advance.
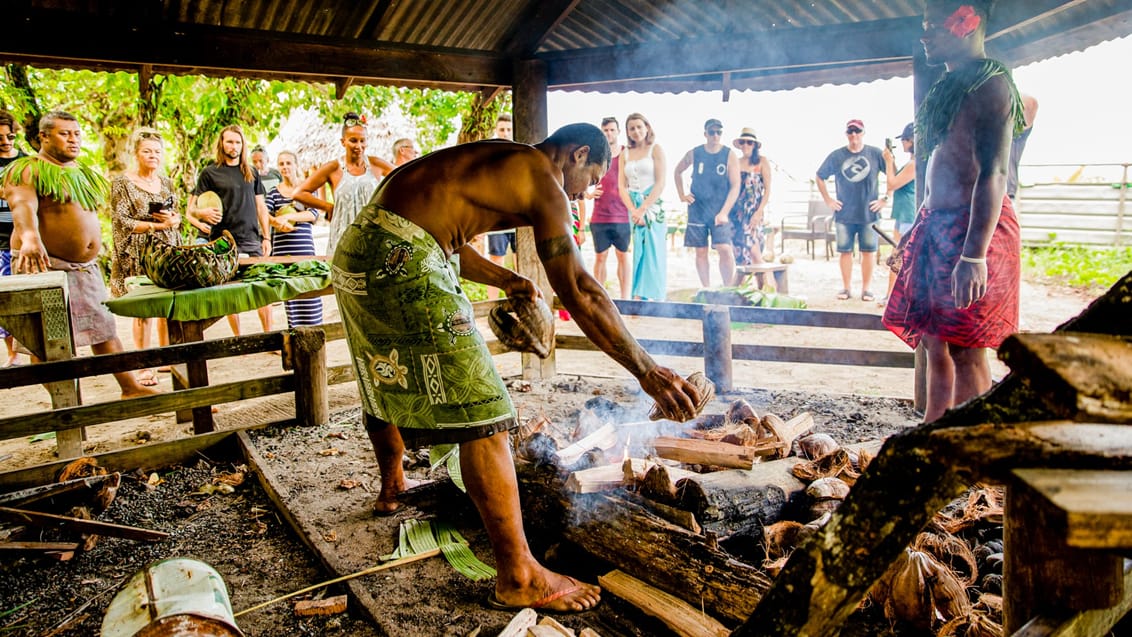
[3,110,158,399]
[883,0,1025,422]
[332,123,704,613]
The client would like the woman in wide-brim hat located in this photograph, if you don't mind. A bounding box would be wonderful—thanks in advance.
[728,127,773,286]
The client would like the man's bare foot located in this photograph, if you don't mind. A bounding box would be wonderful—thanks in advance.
[489,569,601,613]
[372,477,426,516]
[121,384,162,399]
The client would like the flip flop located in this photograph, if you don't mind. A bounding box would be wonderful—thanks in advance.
[861,290,876,302]
[137,369,159,387]
[836,289,851,300]
[485,577,600,615]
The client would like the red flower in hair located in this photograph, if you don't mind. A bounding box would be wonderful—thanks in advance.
[944,5,981,38]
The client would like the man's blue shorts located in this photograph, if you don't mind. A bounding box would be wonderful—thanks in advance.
[835,222,878,253]
[487,231,516,257]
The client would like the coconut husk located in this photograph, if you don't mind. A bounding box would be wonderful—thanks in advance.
[870,548,972,633]
[935,486,1004,534]
[725,399,759,425]
[912,529,979,586]
[805,477,850,519]
[762,555,790,577]
[791,449,861,485]
[57,457,107,482]
[936,611,1002,637]
[855,447,874,473]
[762,521,804,561]
[648,371,715,421]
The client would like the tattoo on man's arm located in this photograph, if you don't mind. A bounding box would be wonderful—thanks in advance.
[536,235,576,261]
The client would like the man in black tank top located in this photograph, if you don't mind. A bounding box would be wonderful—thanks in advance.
[674,118,741,287]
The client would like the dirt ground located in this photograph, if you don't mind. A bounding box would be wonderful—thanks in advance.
[0,242,1100,636]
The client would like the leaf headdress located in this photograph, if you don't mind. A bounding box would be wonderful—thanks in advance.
[0,156,110,211]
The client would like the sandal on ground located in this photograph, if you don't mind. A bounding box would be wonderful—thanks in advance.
[836,289,851,300]
[861,291,876,302]
[137,369,159,387]
[485,577,599,615]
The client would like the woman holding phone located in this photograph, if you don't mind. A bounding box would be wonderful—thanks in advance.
[109,126,181,385]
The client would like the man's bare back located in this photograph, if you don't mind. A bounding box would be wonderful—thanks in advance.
[375,141,587,257]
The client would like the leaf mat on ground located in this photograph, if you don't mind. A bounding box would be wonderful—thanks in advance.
[381,519,494,580]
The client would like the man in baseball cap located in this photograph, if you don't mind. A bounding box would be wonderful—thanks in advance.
[673,118,741,287]
[815,118,887,302]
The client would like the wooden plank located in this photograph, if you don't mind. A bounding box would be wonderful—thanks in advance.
[0,428,250,492]
[731,344,915,368]
[998,332,1132,423]
[236,431,394,632]
[703,306,732,392]
[598,569,731,637]
[0,473,115,507]
[1012,468,1132,549]
[0,332,284,389]
[1013,563,1132,637]
[0,506,169,541]
[0,375,294,439]
[612,299,703,321]
[728,306,889,330]
[327,363,356,386]
[238,255,327,267]
[0,541,82,552]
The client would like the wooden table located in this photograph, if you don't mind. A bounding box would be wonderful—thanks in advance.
[0,272,82,458]
[105,262,331,434]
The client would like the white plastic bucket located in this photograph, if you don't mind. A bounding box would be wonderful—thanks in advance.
[101,558,244,637]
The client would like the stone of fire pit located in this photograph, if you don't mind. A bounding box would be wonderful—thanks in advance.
[648,371,716,421]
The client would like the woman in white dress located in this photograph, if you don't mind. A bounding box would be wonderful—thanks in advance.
[618,113,667,300]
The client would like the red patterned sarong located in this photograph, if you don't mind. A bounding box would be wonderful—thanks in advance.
[882,197,1020,350]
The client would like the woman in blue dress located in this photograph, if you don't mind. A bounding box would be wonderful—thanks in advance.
[618,113,668,301]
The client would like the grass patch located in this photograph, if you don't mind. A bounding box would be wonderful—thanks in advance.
[1021,244,1132,291]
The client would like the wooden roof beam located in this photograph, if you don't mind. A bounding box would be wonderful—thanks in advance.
[0,9,510,90]
[543,16,923,88]
[502,0,582,57]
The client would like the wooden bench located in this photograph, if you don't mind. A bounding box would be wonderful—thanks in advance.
[734,263,789,293]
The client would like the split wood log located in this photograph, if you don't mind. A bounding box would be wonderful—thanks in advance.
[621,491,701,534]
[0,541,81,552]
[556,423,617,466]
[652,437,766,469]
[625,459,697,492]
[0,506,168,541]
[498,608,537,637]
[516,463,772,624]
[731,277,1132,637]
[675,457,806,538]
[532,616,574,636]
[766,412,814,459]
[598,569,731,637]
[566,459,694,494]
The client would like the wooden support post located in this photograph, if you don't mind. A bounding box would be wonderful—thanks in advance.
[290,327,328,427]
[702,306,732,392]
[167,319,213,433]
[513,58,554,381]
[1003,476,1125,632]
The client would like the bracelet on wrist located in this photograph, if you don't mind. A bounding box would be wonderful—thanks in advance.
[958,255,986,264]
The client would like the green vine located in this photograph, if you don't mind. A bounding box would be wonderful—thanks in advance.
[0,155,109,211]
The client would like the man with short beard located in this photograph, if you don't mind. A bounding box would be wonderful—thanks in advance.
[588,117,632,298]
[333,123,704,613]
[3,110,158,397]
[883,0,1025,422]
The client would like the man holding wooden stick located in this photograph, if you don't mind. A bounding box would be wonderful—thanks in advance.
[331,123,703,613]
[883,0,1025,422]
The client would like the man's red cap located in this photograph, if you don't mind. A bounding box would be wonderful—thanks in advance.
[845,119,865,130]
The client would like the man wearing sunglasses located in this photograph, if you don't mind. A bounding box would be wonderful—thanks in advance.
[816,118,887,302]
[674,118,741,288]
[0,110,26,366]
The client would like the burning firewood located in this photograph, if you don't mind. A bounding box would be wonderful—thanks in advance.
[566,459,694,494]
[555,423,617,466]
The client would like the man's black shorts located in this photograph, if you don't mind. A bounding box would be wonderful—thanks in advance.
[684,200,733,248]
[590,222,631,253]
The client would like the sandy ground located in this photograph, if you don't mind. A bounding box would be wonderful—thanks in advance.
[0,236,1094,470]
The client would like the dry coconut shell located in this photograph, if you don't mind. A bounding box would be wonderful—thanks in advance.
[648,371,715,421]
[489,296,555,358]
[936,610,1002,637]
[792,449,861,485]
[806,476,850,518]
[912,529,979,586]
[58,456,107,482]
[726,399,759,425]
[797,433,839,460]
